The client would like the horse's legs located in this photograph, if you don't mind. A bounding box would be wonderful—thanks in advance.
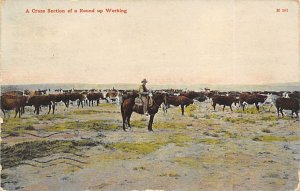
[121,105,127,131]
[127,112,133,128]
[148,115,154,131]
[181,105,184,115]
[97,100,99,106]
[230,105,233,111]
[122,115,126,131]
[223,105,225,111]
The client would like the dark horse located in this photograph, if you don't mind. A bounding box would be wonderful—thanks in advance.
[121,92,165,131]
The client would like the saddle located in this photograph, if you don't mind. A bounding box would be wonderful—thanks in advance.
[135,97,143,106]
[134,96,153,107]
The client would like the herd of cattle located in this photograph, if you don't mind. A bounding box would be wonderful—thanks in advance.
[1,88,299,119]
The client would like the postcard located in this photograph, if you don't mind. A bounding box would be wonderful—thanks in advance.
[1,0,299,190]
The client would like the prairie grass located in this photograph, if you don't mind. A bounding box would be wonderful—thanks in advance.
[224,117,256,124]
[252,135,300,142]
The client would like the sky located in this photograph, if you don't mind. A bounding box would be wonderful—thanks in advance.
[1,0,299,85]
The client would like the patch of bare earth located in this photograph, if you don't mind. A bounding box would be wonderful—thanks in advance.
[1,101,299,191]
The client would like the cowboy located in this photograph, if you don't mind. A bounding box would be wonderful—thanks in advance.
[139,79,149,115]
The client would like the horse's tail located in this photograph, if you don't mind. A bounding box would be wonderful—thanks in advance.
[121,101,127,121]
[121,101,124,117]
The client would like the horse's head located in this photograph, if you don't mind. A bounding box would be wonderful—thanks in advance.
[152,92,166,107]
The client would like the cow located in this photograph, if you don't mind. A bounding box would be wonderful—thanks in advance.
[164,95,194,115]
[180,91,203,100]
[1,95,29,118]
[212,95,238,111]
[106,90,119,103]
[24,89,46,96]
[205,90,220,100]
[48,94,68,110]
[27,95,54,115]
[179,91,208,103]
[275,98,299,118]
[48,94,65,103]
[87,92,105,106]
[62,93,85,108]
[288,92,300,101]
[239,93,267,112]
[2,91,24,96]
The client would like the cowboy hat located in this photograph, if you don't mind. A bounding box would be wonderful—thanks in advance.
[141,79,148,83]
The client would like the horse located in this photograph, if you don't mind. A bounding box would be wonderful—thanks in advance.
[262,93,279,112]
[121,92,165,131]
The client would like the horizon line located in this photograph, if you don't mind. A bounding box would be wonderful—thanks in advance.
[1,81,299,86]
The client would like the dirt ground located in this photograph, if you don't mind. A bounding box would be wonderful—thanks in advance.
[1,101,299,191]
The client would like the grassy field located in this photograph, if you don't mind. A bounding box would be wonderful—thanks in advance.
[1,101,299,191]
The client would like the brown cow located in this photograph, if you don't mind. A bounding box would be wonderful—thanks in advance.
[106,90,119,103]
[1,95,27,118]
[2,91,24,96]
[164,95,194,115]
[180,91,203,100]
[204,91,220,100]
[27,95,54,115]
[62,93,85,108]
[275,98,299,118]
[212,95,238,111]
[87,92,105,106]
[49,94,65,103]
[288,92,300,101]
[24,89,46,96]
[239,93,267,112]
